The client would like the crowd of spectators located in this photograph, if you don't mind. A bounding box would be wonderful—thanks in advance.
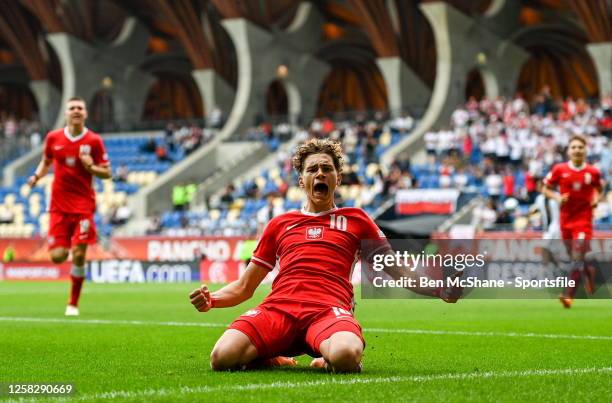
[416,90,610,231]
[151,113,415,236]
[0,114,44,167]
[138,123,214,163]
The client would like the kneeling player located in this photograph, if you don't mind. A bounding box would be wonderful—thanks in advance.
[190,139,457,372]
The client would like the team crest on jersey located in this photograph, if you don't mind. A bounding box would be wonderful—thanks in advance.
[242,309,260,317]
[66,157,76,167]
[79,145,91,155]
[584,173,591,185]
[306,226,324,240]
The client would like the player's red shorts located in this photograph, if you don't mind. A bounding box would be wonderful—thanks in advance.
[48,212,97,250]
[229,300,364,359]
[561,224,592,254]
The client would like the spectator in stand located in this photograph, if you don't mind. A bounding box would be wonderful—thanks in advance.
[0,206,15,224]
[156,142,172,162]
[185,183,197,206]
[146,213,162,235]
[113,163,130,182]
[183,126,204,155]
[165,123,177,152]
[141,137,157,153]
[502,167,515,198]
[109,201,132,226]
[484,169,503,202]
[472,198,498,231]
[172,184,189,211]
[256,193,284,232]
[219,184,235,207]
[30,125,42,149]
[453,166,469,190]
[209,107,224,129]
[390,113,414,133]
[599,108,612,137]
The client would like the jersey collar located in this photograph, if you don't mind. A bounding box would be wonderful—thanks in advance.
[63,126,89,142]
[567,161,586,171]
[300,206,338,216]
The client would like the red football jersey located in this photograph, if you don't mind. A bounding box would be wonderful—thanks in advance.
[543,162,603,230]
[251,207,388,310]
[44,127,109,214]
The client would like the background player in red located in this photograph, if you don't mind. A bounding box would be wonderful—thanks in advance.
[28,97,111,316]
[543,135,604,308]
[190,139,457,373]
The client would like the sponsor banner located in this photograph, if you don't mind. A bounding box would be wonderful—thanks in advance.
[0,262,71,281]
[200,260,244,284]
[432,231,612,240]
[395,189,459,215]
[0,238,45,261]
[87,260,199,283]
[110,236,248,262]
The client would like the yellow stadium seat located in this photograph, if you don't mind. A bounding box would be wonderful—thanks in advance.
[380,131,391,146]
[20,184,31,198]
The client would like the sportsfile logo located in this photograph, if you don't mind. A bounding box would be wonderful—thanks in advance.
[306,226,324,240]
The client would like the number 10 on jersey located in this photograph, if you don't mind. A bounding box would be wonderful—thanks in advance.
[330,214,347,231]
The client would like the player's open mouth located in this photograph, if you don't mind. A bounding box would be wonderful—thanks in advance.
[313,182,329,197]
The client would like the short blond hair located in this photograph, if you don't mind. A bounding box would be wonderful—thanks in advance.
[292,138,344,174]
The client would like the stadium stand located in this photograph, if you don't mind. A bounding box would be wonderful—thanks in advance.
[415,94,611,231]
[3,94,609,239]
[157,116,412,236]
[0,131,206,238]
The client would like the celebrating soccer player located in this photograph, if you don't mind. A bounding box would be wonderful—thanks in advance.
[189,139,457,373]
[543,135,604,308]
[28,97,111,316]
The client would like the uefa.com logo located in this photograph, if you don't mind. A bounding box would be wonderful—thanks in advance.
[360,238,612,300]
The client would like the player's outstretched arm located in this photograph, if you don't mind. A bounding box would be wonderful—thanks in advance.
[374,249,463,303]
[189,262,269,312]
[27,158,52,188]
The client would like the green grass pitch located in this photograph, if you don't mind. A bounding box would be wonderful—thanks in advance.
[0,282,610,402]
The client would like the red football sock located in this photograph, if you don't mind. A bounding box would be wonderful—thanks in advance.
[68,275,85,307]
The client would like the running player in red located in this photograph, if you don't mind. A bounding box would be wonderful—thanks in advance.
[543,135,604,308]
[190,139,457,372]
[28,97,111,316]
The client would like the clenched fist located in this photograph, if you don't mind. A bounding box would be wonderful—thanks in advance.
[79,153,94,170]
[189,285,213,312]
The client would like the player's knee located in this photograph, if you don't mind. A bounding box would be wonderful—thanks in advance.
[209,345,242,371]
[50,249,69,263]
[327,340,363,373]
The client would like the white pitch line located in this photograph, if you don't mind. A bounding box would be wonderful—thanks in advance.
[67,367,611,401]
[1,316,611,341]
[364,327,612,341]
[0,316,225,328]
